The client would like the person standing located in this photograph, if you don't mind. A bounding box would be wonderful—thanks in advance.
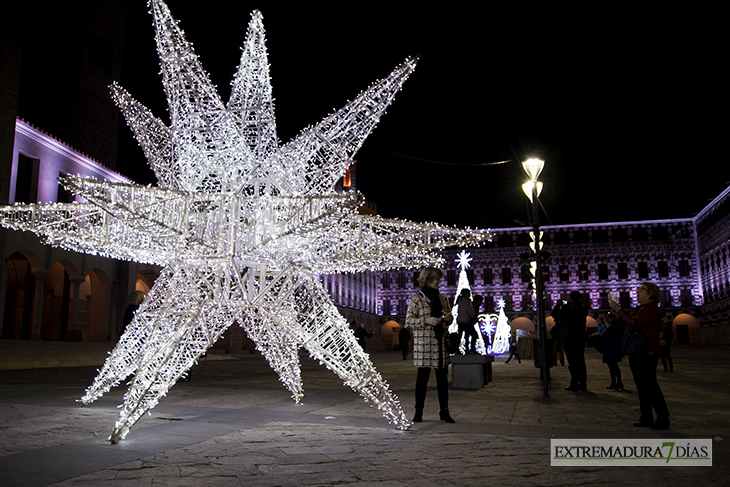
[554,291,588,391]
[610,283,670,430]
[456,288,477,354]
[399,325,411,360]
[550,320,565,366]
[600,312,624,390]
[405,267,455,423]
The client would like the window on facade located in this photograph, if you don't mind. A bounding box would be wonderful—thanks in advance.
[483,268,493,285]
[680,289,693,306]
[398,299,408,315]
[382,299,391,316]
[658,261,669,278]
[14,154,40,204]
[678,260,690,277]
[593,230,609,243]
[57,171,75,203]
[413,272,420,287]
[574,231,589,244]
[502,268,511,284]
[447,269,456,286]
[638,262,649,279]
[632,227,648,241]
[598,263,609,280]
[652,226,669,240]
[559,265,569,282]
[578,264,588,281]
[397,272,405,289]
[382,274,390,289]
[498,235,513,247]
[620,291,631,308]
[467,269,474,285]
[660,289,672,307]
[485,296,494,313]
[618,263,628,279]
[521,266,532,283]
[612,229,629,242]
[554,231,570,245]
[541,267,550,282]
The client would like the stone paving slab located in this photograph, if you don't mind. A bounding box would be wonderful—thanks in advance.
[0,347,728,486]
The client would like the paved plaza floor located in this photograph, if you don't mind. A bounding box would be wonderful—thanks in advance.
[0,343,728,486]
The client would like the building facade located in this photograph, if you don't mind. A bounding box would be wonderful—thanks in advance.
[0,119,160,342]
[334,186,730,349]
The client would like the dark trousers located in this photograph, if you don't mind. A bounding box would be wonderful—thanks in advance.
[606,359,622,387]
[660,345,673,371]
[629,354,669,423]
[564,344,587,387]
[415,367,449,411]
[401,342,409,360]
[505,351,520,363]
[458,323,479,352]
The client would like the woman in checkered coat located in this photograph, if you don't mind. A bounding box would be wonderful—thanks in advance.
[405,267,455,423]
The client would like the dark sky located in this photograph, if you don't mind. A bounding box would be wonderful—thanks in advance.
[119,2,728,229]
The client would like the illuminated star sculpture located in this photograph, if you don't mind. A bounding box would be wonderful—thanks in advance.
[0,0,491,443]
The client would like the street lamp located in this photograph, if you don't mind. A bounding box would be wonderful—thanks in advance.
[521,158,550,397]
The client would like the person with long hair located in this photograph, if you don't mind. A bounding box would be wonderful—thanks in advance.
[610,283,670,429]
[405,267,455,423]
[600,312,624,390]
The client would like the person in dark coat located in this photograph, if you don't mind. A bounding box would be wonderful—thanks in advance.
[399,325,411,360]
[351,321,372,350]
[553,291,588,391]
[600,312,624,390]
[610,282,670,430]
[455,289,477,354]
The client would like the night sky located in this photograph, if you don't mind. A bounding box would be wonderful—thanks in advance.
[118,2,728,229]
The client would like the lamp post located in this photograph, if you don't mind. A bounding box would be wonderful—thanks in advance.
[521,158,549,397]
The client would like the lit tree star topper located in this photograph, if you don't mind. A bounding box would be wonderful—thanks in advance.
[455,250,473,271]
[0,0,492,443]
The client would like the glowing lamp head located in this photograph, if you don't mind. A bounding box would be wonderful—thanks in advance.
[522,158,545,181]
[521,181,543,203]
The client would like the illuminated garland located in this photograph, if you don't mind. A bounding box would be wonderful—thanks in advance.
[0,0,492,443]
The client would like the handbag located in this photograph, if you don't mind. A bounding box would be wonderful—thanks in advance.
[445,332,461,355]
[621,330,648,355]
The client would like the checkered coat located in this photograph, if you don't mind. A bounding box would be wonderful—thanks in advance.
[405,290,452,368]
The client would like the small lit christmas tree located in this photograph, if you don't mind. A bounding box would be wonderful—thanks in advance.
[449,251,487,354]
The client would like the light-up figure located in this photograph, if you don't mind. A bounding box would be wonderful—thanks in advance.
[0,1,491,442]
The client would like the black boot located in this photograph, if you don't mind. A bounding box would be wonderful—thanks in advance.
[439,409,455,423]
[412,408,423,423]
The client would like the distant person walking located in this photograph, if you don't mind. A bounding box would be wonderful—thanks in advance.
[505,341,521,363]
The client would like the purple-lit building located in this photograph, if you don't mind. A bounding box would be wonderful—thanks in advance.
[336,185,730,349]
[0,119,161,342]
